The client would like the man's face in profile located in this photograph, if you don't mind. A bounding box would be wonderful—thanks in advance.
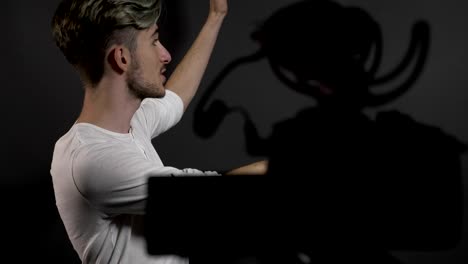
[127,24,172,99]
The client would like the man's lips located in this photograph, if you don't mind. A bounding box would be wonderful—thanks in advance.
[160,68,167,83]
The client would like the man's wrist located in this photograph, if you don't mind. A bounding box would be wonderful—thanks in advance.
[208,11,227,23]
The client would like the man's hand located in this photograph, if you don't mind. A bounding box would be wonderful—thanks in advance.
[225,160,269,175]
[210,0,228,16]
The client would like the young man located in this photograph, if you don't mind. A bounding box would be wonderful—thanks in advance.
[50,0,266,263]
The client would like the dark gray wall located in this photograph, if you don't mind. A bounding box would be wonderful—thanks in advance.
[2,0,467,263]
[157,2,468,262]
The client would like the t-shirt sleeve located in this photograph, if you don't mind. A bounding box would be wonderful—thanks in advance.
[134,90,184,139]
[72,144,219,216]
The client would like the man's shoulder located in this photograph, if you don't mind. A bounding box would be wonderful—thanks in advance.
[52,124,132,165]
[52,125,80,157]
[52,125,140,182]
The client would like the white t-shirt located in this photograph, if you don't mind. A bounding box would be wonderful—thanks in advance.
[51,90,217,264]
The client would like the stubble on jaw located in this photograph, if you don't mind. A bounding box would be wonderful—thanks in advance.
[126,58,166,100]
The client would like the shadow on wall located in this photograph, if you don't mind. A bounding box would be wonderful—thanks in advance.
[193,0,466,263]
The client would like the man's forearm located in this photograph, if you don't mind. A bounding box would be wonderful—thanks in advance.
[225,160,269,175]
[166,12,226,111]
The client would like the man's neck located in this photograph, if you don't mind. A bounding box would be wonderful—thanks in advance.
[76,77,141,134]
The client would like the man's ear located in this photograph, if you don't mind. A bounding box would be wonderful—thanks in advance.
[107,45,132,74]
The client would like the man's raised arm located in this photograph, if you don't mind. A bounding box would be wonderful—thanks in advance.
[166,0,228,111]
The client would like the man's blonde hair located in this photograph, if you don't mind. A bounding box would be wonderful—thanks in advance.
[51,0,162,85]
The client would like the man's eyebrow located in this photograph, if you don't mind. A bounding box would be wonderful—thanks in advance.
[151,27,159,37]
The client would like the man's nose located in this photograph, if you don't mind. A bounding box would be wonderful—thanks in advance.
[160,44,172,64]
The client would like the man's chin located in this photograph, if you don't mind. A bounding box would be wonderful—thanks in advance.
[135,88,166,100]
[128,79,166,100]
[157,89,166,98]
